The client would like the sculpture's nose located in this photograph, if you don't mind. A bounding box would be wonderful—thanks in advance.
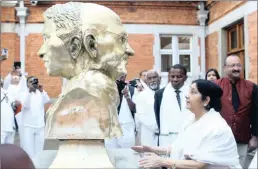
[38,44,46,59]
[126,44,134,56]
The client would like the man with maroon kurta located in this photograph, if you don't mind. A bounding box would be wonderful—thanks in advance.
[215,55,258,169]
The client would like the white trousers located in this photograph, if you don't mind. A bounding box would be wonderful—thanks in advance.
[1,131,15,144]
[15,113,23,147]
[138,124,158,146]
[105,123,135,148]
[159,133,178,148]
[237,144,254,169]
[22,126,45,159]
[249,150,257,169]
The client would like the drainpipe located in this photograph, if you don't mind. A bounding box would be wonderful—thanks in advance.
[15,1,28,75]
[197,2,209,79]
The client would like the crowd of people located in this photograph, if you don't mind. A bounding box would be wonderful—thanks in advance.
[1,55,257,169]
[107,55,257,169]
[1,61,50,159]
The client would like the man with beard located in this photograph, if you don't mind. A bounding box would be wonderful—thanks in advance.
[154,64,192,147]
[135,70,160,146]
[215,55,258,168]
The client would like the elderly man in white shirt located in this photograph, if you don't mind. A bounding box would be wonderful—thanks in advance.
[19,76,50,159]
[1,78,16,144]
[135,70,160,146]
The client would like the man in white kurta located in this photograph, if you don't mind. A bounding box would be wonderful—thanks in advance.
[135,70,160,146]
[6,71,27,147]
[3,62,27,91]
[154,64,192,147]
[1,78,15,144]
[105,75,136,148]
[19,76,50,159]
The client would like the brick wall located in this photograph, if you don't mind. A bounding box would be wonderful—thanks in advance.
[248,10,258,84]
[1,1,199,98]
[25,34,62,98]
[1,33,154,97]
[0,33,20,77]
[0,7,16,22]
[2,1,196,97]
[112,6,197,25]
[205,32,219,71]
[207,1,247,24]
[16,1,198,25]
[26,5,197,25]
[127,34,154,80]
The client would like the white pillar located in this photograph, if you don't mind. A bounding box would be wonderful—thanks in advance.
[199,26,206,78]
[197,2,209,79]
[15,1,28,75]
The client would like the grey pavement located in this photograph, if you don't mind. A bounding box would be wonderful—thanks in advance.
[14,131,59,150]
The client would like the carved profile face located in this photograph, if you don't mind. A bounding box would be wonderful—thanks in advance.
[94,24,134,80]
[38,2,135,80]
[38,18,74,78]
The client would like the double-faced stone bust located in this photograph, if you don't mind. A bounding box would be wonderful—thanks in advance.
[38,2,135,140]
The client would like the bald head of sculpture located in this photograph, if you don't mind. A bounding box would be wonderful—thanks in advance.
[38,2,134,80]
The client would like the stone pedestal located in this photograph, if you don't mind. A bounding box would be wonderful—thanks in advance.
[48,140,116,168]
[33,142,141,169]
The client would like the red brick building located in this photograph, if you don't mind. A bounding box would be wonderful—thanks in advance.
[1,1,257,102]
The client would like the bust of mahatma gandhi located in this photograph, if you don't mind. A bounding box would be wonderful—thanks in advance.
[38,2,134,139]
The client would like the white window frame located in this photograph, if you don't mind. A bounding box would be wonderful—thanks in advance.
[159,34,193,74]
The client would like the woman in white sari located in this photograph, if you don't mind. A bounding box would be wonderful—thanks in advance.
[132,79,241,169]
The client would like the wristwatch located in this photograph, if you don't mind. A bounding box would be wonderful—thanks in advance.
[172,160,176,169]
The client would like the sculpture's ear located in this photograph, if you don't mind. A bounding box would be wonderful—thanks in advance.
[83,32,97,59]
[69,36,82,60]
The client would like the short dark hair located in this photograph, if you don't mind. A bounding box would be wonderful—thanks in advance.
[139,70,148,77]
[27,76,36,83]
[169,64,187,76]
[13,61,21,69]
[205,68,220,80]
[192,79,223,112]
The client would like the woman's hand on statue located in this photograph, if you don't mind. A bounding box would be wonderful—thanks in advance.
[131,145,152,153]
[139,152,163,168]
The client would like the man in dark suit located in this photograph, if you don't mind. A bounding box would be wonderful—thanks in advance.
[154,64,190,148]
